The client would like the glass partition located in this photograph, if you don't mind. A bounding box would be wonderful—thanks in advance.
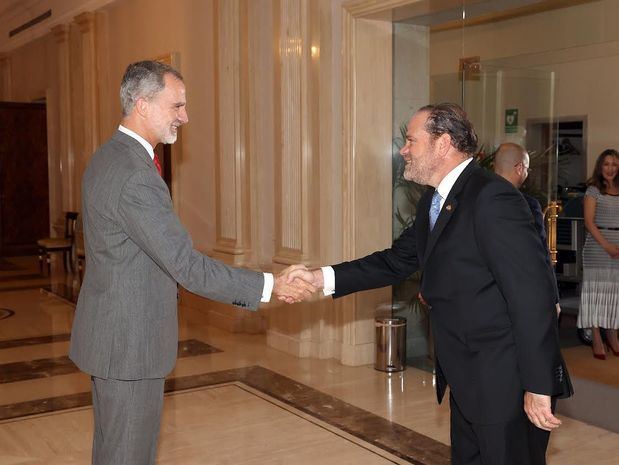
[462,63,558,208]
[391,1,578,366]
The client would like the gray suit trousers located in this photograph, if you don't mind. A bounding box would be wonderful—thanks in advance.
[91,377,165,465]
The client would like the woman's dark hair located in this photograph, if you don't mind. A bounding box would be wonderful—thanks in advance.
[418,103,478,156]
[587,149,619,193]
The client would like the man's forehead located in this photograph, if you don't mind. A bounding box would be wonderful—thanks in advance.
[163,74,185,91]
[407,111,428,134]
[161,78,186,103]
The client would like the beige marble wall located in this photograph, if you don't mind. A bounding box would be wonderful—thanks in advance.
[3,0,411,366]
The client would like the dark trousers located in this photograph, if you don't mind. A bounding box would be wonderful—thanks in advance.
[450,394,554,465]
[91,377,165,465]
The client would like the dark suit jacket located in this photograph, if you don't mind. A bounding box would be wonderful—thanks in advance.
[522,192,560,302]
[332,161,572,424]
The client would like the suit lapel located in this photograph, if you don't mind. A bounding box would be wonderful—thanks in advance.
[422,160,479,263]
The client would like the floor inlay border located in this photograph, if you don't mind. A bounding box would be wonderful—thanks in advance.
[179,383,408,465]
[0,339,222,384]
[0,365,450,465]
[41,283,79,304]
[0,333,72,350]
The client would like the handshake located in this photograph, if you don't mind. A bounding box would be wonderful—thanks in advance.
[272,265,324,304]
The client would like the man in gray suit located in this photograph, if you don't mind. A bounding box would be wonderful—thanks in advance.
[69,60,313,465]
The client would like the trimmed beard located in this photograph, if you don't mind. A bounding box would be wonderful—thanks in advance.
[404,143,442,185]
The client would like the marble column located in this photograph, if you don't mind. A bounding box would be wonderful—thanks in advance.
[212,0,253,267]
[74,12,99,165]
[266,0,323,358]
[272,0,319,267]
[51,24,76,215]
[186,0,265,335]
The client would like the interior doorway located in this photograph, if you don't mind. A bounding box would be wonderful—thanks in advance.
[0,101,49,256]
[527,118,587,194]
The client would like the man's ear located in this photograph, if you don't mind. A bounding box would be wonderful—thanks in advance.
[514,162,523,176]
[134,98,149,118]
[438,133,452,156]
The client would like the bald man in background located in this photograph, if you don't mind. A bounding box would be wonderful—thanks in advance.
[493,142,561,313]
[494,142,571,459]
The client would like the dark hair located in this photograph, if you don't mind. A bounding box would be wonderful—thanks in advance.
[120,60,183,117]
[587,149,619,193]
[418,103,478,156]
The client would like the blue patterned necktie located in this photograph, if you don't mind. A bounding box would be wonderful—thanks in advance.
[429,190,442,231]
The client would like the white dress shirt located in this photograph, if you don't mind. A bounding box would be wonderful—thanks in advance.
[118,125,274,302]
[322,157,473,296]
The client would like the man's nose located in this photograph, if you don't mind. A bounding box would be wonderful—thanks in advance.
[179,108,189,124]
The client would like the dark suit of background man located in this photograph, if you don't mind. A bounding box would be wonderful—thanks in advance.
[69,60,313,465]
[302,104,572,464]
[493,142,562,316]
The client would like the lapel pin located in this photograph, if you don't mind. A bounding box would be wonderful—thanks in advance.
[445,204,453,211]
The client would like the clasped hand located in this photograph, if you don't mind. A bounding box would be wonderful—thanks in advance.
[272,265,323,304]
[605,243,619,259]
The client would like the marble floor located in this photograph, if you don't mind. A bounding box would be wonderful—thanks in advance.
[0,257,618,464]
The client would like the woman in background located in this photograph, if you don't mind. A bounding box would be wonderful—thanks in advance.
[578,149,619,359]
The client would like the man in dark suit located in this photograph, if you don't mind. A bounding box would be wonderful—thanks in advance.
[494,142,561,315]
[69,60,313,465]
[296,104,572,464]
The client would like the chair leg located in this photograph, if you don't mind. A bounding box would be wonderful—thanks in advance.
[78,259,83,283]
[38,248,44,275]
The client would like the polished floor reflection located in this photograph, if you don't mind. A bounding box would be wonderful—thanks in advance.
[0,257,617,464]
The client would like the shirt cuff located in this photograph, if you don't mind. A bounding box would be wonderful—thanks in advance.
[321,266,335,296]
[261,273,274,302]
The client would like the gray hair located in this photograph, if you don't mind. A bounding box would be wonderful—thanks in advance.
[120,60,183,117]
[418,102,478,156]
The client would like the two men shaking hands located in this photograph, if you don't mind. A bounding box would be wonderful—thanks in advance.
[272,265,325,304]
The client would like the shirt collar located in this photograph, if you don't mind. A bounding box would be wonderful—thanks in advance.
[118,125,155,160]
[435,157,473,203]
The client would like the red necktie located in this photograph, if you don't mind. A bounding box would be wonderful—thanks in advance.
[153,155,163,177]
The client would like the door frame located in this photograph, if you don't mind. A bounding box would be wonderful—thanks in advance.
[338,0,410,364]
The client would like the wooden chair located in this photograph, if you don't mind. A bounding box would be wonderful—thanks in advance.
[37,212,78,275]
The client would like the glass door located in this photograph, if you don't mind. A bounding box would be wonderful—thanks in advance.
[461,62,560,263]
[391,3,562,367]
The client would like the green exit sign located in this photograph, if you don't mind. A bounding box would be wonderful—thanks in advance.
[505,109,518,133]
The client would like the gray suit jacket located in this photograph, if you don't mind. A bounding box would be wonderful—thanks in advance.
[69,131,263,380]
